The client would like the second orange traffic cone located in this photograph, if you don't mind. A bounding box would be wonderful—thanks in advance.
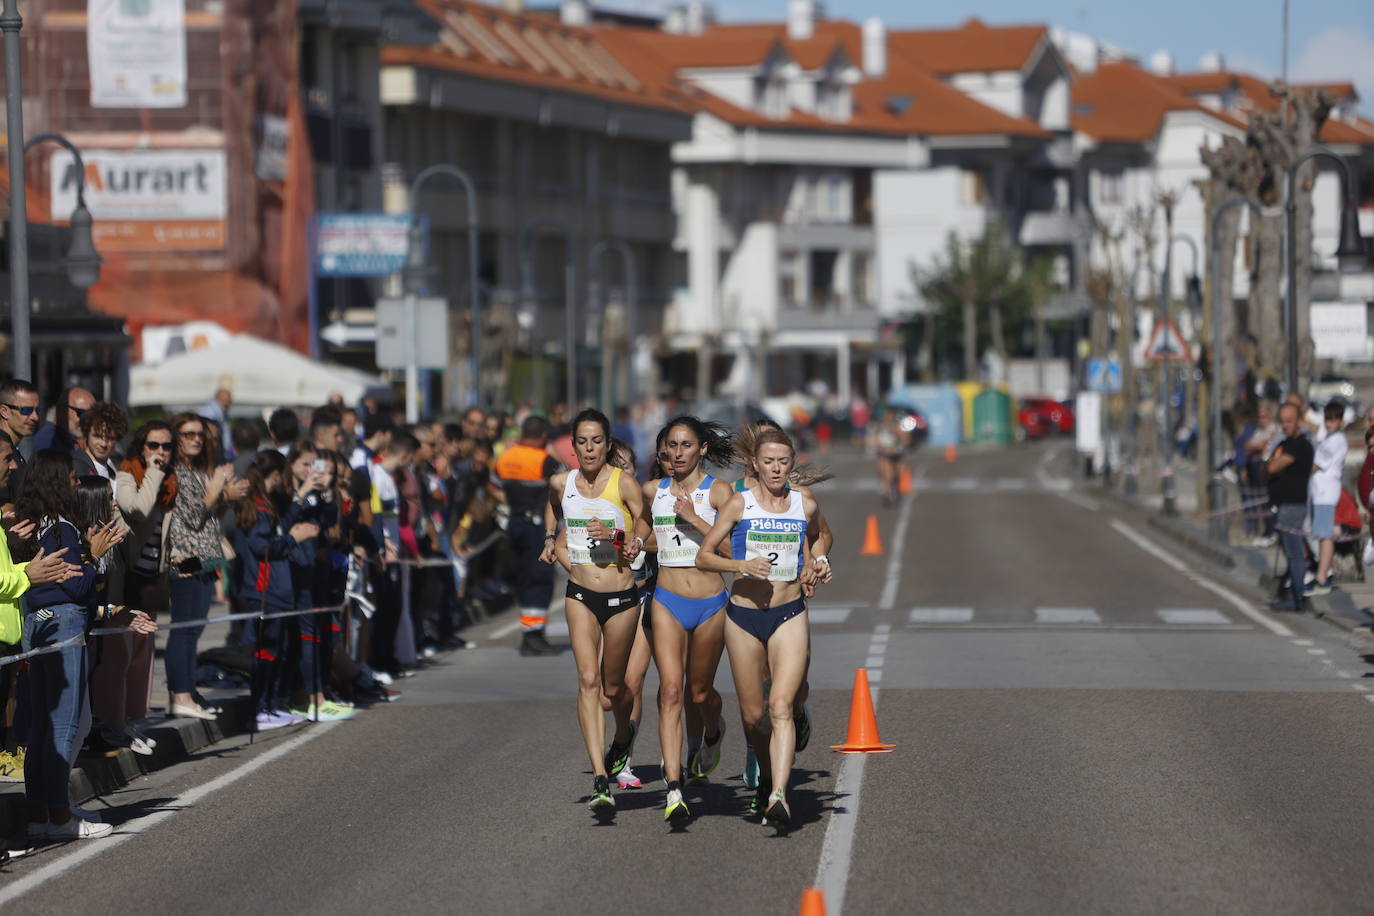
[832,668,895,754]
[798,887,827,916]
[898,465,913,495]
[860,514,883,555]
[944,442,958,463]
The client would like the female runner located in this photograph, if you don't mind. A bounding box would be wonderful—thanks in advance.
[732,421,834,789]
[610,437,652,790]
[634,416,735,822]
[698,426,824,827]
[548,410,645,811]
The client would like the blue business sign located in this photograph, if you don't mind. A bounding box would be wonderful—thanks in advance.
[314,212,425,278]
[1086,358,1122,393]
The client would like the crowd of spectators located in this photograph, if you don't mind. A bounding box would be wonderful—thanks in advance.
[0,378,583,842]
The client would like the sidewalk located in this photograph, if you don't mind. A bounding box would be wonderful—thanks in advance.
[1095,464,1374,636]
[4,608,283,839]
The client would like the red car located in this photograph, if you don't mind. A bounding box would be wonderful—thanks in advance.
[1018,398,1075,438]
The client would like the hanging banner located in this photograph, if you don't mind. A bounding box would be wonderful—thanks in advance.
[87,0,188,109]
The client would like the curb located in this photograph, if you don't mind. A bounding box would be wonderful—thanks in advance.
[1,697,254,839]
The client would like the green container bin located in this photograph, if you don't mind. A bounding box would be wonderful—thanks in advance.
[972,389,1013,445]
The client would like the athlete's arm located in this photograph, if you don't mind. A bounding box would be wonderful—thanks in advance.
[635,480,658,551]
[621,470,644,562]
[798,485,834,559]
[540,473,566,565]
[697,494,771,578]
[553,528,572,573]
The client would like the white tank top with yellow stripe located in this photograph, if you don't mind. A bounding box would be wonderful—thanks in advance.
[563,467,629,567]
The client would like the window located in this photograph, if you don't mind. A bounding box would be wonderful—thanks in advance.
[960,171,985,206]
[780,250,802,307]
[852,252,873,306]
[1099,170,1123,205]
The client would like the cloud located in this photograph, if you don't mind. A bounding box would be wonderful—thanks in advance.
[1292,25,1374,116]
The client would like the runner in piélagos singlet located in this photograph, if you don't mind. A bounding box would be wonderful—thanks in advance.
[547,409,645,813]
[633,416,735,823]
[697,426,825,829]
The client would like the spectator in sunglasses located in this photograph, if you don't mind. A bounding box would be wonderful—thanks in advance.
[0,377,40,506]
[31,386,95,457]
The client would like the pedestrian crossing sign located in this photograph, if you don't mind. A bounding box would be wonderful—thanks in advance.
[1145,317,1192,362]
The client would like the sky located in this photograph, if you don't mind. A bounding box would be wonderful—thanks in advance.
[628,0,1374,114]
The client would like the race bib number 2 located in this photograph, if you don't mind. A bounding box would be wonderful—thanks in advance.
[744,530,801,582]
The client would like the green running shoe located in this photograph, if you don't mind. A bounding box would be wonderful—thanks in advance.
[604,736,632,777]
[664,787,690,822]
[692,719,726,777]
[794,706,811,753]
[589,775,615,810]
[748,782,771,818]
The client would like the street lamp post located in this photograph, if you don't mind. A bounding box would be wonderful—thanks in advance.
[520,218,575,406]
[1158,232,1199,517]
[3,0,29,380]
[589,240,637,413]
[1284,145,1368,398]
[1208,197,1263,539]
[406,165,481,407]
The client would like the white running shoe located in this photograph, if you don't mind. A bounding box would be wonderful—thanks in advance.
[44,817,113,840]
[617,765,642,789]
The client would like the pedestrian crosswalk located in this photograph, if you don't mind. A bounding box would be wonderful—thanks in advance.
[905,606,1247,628]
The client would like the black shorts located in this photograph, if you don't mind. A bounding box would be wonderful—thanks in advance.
[565,582,640,626]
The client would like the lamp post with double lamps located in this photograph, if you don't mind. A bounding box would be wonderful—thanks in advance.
[1283,146,1368,398]
[589,240,637,412]
[1208,197,1264,537]
[405,165,481,408]
[519,218,576,406]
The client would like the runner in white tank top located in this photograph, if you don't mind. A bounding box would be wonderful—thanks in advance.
[546,410,644,814]
[633,417,735,823]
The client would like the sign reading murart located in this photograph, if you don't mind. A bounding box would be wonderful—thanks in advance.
[50,149,227,251]
[87,0,188,109]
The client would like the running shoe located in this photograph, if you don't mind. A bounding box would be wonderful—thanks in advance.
[794,706,812,753]
[604,735,632,777]
[742,745,760,790]
[664,787,690,822]
[255,710,297,731]
[617,766,643,789]
[589,775,615,810]
[291,702,356,722]
[748,782,771,818]
[43,817,113,840]
[691,719,726,778]
[764,788,790,827]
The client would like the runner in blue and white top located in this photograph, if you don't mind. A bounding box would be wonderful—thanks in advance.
[697,426,825,830]
[633,416,735,824]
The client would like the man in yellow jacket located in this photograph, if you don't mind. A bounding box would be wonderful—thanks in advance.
[0,431,82,781]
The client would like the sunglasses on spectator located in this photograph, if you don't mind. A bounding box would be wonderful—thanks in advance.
[69,405,89,417]
[146,441,174,451]
[178,429,204,439]
[2,403,37,416]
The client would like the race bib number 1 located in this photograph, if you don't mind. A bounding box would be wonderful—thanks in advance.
[744,530,801,582]
[654,516,701,565]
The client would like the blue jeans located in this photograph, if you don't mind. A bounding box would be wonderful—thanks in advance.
[167,572,216,694]
[1276,503,1309,606]
[22,603,88,809]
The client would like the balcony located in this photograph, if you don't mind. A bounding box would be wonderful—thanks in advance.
[1019,210,1081,247]
[777,301,880,333]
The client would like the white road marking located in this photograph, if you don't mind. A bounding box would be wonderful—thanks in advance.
[489,620,522,640]
[0,722,343,905]
[1109,519,1294,637]
[1354,684,1370,692]
[995,479,1029,490]
[1308,648,1328,655]
[878,492,917,610]
[1365,695,1374,705]
[1035,607,1102,624]
[1157,609,1230,625]
[1056,490,1101,512]
[545,621,570,638]
[817,626,888,913]
[908,607,974,624]
[865,655,885,668]
[870,632,890,645]
[809,608,853,625]
[1338,670,1355,679]
[1292,639,1315,646]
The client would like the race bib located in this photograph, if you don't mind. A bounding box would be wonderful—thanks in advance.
[567,517,619,566]
[654,515,703,566]
[744,530,801,582]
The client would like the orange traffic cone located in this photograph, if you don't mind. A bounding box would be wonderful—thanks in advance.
[898,465,913,495]
[832,668,895,754]
[859,515,883,556]
[798,887,827,916]
[944,443,958,463]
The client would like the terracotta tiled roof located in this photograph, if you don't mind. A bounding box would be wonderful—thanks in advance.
[1165,71,1374,147]
[380,0,694,114]
[1072,61,1245,143]
[596,19,1048,139]
[888,18,1048,75]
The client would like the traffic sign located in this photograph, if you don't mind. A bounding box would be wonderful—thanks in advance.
[1086,358,1122,393]
[1144,317,1192,362]
[315,213,424,278]
[376,297,448,370]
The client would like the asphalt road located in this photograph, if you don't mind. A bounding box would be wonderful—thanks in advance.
[5,441,1374,915]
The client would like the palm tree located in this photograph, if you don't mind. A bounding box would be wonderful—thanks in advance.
[914,220,1053,380]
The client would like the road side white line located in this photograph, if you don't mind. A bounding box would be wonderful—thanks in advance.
[1035,607,1101,624]
[1056,490,1101,512]
[0,721,343,905]
[809,608,853,625]
[865,655,885,668]
[909,607,974,624]
[1109,519,1293,637]
[817,627,887,914]
[1157,609,1230,625]
[489,620,522,640]
[878,492,917,610]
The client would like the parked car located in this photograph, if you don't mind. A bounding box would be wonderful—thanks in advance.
[1018,397,1075,438]
[1308,374,1357,412]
